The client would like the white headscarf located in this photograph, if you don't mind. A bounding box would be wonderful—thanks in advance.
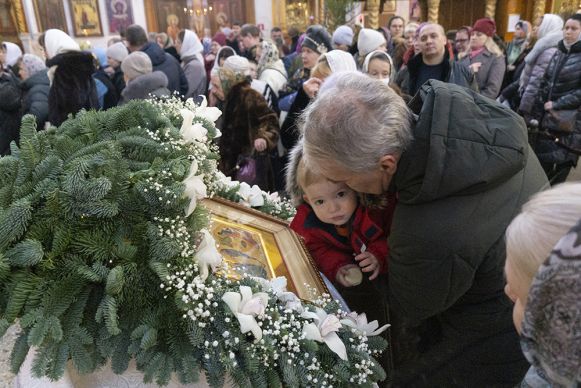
[536,14,564,40]
[44,29,80,59]
[2,42,22,67]
[322,50,357,73]
[180,29,204,63]
[210,46,236,77]
[362,50,394,73]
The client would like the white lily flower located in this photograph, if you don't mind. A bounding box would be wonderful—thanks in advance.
[302,307,347,360]
[180,109,207,143]
[340,312,390,337]
[252,276,304,313]
[194,230,222,281]
[183,160,207,216]
[222,286,269,341]
[238,182,265,207]
[267,191,280,202]
[196,95,222,123]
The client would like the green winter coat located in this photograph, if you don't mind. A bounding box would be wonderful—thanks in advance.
[388,80,548,387]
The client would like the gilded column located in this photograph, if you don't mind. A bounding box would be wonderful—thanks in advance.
[367,0,380,29]
[9,0,27,33]
[427,0,440,23]
[484,0,497,19]
[559,0,580,13]
[533,0,546,23]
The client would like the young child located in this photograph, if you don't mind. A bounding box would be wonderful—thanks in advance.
[287,143,395,322]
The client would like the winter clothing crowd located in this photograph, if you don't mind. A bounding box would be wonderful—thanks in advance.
[1,12,580,387]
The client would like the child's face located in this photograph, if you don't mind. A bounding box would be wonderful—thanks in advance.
[367,58,391,81]
[303,180,358,226]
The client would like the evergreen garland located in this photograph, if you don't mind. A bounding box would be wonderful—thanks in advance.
[0,97,387,386]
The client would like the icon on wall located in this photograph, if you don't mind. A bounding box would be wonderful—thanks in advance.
[33,0,68,33]
[69,0,103,37]
[106,0,133,34]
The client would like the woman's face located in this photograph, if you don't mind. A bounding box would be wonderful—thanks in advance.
[470,31,487,50]
[563,19,581,45]
[301,46,320,70]
[367,58,391,80]
[210,74,224,101]
[254,44,262,61]
[404,30,416,49]
[514,25,525,39]
[175,38,182,54]
[504,259,529,334]
[18,63,28,80]
[532,16,543,38]
[210,41,221,55]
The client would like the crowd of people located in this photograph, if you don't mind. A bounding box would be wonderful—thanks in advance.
[1,11,580,387]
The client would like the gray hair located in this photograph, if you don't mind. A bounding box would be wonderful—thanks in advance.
[300,71,413,173]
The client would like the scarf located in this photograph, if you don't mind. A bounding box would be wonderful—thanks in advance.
[180,29,204,63]
[469,47,485,59]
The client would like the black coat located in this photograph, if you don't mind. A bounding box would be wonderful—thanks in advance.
[93,69,119,109]
[141,42,188,96]
[46,51,99,127]
[389,80,547,387]
[0,71,22,155]
[110,67,126,99]
[21,70,50,130]
[534,40,581,165]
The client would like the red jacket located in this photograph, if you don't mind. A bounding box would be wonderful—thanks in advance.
[290,202,395,283]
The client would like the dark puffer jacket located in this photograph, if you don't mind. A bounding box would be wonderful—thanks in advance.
[141,42,188,96]
[389,80,547,387]
[21,70,50,130]
[0,71,22,155]
[533,39,581,166]
[47,51,99,127]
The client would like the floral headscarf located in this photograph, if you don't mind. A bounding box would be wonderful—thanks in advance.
[218,67,248,97]
[520,218,581,386]
[257,40,280,75]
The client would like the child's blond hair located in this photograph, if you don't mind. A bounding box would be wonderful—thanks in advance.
[296,155,329,192]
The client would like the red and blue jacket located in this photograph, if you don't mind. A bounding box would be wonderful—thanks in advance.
[290,201,395,283]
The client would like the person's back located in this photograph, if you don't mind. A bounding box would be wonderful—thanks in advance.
[0,68,21,155]
[120,51,170,104]
[19,54,50,130]
[176,29,206,101]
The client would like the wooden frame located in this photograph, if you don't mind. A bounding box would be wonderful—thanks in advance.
[68,0,103,37]
[202,197,328,301]
[32,0,68,33]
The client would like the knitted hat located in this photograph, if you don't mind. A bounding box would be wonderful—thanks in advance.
[106,42,128,63]
[357,28,386,56]
[332,25,354,47]
[2,42,22,67]
[223,55,250,75]
[121,51,152,80]
[21,54,46,77]
[212,32,227,46]
[472,18,496,37]
[302,25,332,54]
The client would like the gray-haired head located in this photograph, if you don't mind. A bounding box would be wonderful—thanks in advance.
[300,71,413,174]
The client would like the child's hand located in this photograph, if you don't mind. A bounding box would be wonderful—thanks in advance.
[354,251,380,280]
[335,264,362,287]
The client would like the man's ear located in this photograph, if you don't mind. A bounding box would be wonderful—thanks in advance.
[379,154,398,175]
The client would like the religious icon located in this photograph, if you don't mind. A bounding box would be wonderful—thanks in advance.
[32,0,68,33]
[202,198,328,300]
[69,0,103,37]
[106,0,133,34]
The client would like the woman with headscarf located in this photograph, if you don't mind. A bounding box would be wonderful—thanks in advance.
[506,21,532,69]
[40,29,99,127]
[213,67,279,191]
[176,29,206,101]
[17,54,50,130]
[517,14,564,122]
[1,41,22,73]
[504,182,581,387]
[255,40,287,97]
[532,14,581,184]
[281,50,356,155]
[0,42,22,155]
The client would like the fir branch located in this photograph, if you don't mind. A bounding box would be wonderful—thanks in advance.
[5,239,44,267]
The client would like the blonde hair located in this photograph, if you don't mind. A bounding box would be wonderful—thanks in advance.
[296,155,328,192]
[506,182,581,293]
[310,56,331,79]
[484,37,503,57]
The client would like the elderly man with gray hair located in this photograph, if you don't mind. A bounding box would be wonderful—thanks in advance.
[299,71,548,386]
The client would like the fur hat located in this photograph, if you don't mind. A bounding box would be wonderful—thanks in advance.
[472,18,496,37]
[332,25,354,47]
[357,28,386,56]
[121,51,152,81]
[2,42,22,67]
[302,25,332,54]
[106,42,128,63]
[21,54,46,77]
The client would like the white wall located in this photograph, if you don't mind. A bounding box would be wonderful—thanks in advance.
[254,0,273,38]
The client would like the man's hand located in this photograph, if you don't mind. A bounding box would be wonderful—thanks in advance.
[254,138,267,152]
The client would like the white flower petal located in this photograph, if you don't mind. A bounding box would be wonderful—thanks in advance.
[222,292,241,314]
[303,322,324,342]
[197,96,222,123]
[194,230,222,280]
[324,331,348,361]
[236,313,262,341]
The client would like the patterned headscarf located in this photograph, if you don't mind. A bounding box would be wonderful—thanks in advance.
[218,67,248,97]
[257,40,280,75]
[520,218,581,386]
